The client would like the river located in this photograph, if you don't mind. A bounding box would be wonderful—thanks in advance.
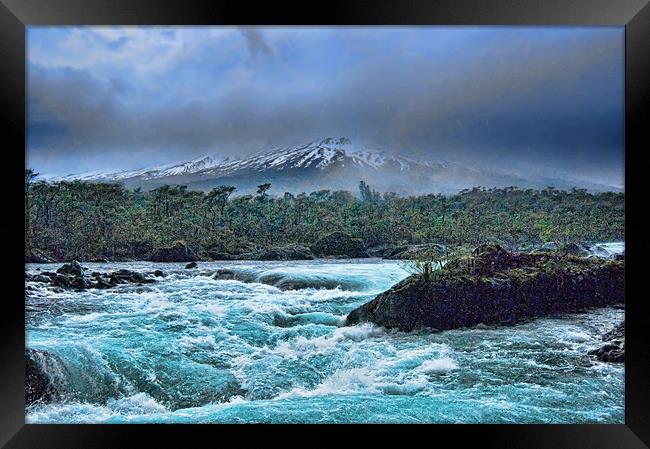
[25,243,624,423]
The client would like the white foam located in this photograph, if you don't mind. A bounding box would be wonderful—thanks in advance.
[107,392,169,415]
[564,330,591,343]
[199,303,227,316]
[275,367,379,399]
[64,312,105,324]
[416,357,458,373]
[177,334,218,351]
[27,393,169,423]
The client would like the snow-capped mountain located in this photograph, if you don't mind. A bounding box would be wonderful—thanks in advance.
[52,137,619,195]
[196,137,444,174]
[57,154,223,182]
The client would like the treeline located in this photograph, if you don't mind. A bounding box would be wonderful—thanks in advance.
[25,170,624,261]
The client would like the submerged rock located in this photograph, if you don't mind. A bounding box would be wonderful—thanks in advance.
[213,268,237,280]
[312,232,368,258]
[589,321,625,363]
[347,243,624,332]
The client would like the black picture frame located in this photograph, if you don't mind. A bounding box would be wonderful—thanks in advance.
[1,0,649,447]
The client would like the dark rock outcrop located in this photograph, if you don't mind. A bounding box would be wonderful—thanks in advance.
[149,241,198,262]
[257,244,314,261]
[109,269,155,285]
[312,232,368,258]
[384,243,446,260]
[27,263,156,291]
[347,243,624,332]
[589,321,625,363]
[25,349,68,406]
[366,244,400,258]
[56,261,85,277]
[521,242,619,259]
[185,262,198,269]
[213,268,238,280]
[203,251,243,261]
[203,244,314,261]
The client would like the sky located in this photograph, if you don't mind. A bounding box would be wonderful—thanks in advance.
[27,26,624,187]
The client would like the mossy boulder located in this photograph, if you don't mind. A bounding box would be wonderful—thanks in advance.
[312,232,368,258]
[347,243,624,331]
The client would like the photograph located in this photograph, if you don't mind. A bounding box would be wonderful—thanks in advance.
[24,25,625,424]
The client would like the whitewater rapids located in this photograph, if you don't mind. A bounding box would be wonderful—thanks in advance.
[25,245,624,423]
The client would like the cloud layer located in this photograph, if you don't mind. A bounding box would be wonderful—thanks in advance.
[27,26,623,186]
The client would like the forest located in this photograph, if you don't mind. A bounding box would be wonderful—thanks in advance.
[25,170,625,262]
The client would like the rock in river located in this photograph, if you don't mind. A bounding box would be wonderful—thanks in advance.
[26,348,69,406]
[56,261,85,277]
[27,263,157,291]
[347,243,624,332]
[589,321,625,363]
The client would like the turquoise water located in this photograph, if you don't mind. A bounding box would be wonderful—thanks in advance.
[25,252,624,423]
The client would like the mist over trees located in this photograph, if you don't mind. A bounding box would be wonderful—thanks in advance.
[25,169,624,261]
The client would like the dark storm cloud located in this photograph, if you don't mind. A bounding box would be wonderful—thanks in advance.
[26,27,623,186]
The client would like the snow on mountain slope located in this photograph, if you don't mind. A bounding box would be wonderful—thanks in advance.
[196,137,429,175]
[55,155,223,182]
[56,137,435,181]
[49,137,619,194]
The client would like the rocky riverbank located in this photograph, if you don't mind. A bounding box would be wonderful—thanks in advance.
[25,261,158,291]
[346,243,624,332]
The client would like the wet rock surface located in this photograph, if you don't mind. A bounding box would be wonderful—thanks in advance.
[25,348,69,406]
[26,262,157,291]
[347,243,625,332]
[589,321,625,363]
